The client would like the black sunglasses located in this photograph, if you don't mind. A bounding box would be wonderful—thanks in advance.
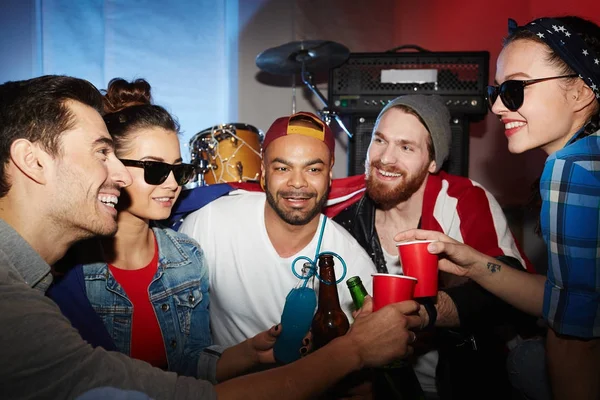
[120,159,196,186]
[486,74,579,111]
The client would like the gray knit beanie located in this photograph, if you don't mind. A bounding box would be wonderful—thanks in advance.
[374,94,452,173]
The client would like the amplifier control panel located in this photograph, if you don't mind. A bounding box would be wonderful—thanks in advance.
[331,94,485,116]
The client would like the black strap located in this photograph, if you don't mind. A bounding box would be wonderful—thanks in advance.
[420,298,437,329]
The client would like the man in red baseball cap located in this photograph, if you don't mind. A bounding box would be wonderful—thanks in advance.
[259,112,335,226]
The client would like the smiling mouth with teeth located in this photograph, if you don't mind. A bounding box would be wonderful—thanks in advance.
[378,169,403,178]
[98,195,118,208]
[279,191,315,201]
[504,121,526,130]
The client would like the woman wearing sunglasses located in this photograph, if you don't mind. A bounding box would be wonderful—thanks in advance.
[49,78,279,380]
[395,16,600,400]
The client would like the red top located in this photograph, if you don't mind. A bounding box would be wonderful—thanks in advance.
[109,238,167,368]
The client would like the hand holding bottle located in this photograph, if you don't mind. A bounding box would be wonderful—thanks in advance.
[273,286,317,364]
[347,276,425,399]
[247,324,281,364]
[216,324,281,381]
[345,296,422,368]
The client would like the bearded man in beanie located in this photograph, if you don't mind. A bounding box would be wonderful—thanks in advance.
[333,95,535,399]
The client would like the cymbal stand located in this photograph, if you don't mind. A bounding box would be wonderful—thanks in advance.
[300,62,352,138]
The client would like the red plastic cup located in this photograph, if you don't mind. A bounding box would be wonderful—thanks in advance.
[372,273,417,311]
[397,240,438,298]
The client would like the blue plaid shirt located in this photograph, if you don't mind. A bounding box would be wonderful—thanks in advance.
[541,128,600,338]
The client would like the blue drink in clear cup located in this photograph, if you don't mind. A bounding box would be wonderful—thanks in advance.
[273,286,317,364]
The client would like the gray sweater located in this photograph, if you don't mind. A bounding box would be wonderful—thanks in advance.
[0,219,218,400]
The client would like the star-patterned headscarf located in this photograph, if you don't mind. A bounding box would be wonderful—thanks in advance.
[508,18,600,102]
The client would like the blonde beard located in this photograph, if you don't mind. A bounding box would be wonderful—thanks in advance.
[365,164,429,210]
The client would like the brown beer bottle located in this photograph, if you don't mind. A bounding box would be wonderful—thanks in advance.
[310,254,350,350]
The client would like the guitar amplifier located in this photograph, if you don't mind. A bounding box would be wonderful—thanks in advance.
[328,51,489,118]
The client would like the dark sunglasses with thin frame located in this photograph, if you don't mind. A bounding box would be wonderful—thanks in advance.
[120,159,196,186]
[486,74,579,111]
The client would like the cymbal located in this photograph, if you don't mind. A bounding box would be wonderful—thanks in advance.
[256,40,350,75]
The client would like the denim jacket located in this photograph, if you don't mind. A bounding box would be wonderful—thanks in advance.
[82,227,212,378]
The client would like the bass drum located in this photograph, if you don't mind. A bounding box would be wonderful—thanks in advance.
[189,123,262,184]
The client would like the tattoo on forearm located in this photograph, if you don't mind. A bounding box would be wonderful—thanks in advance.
[487,262,501,273]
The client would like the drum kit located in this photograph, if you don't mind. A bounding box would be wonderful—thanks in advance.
[188,40,351,186]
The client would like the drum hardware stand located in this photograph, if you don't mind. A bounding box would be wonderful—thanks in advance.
[195,158,209,187]
[291,80,297,114]
[300,63,352,138]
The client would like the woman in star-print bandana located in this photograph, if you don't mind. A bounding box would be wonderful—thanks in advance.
[394,15,600,400]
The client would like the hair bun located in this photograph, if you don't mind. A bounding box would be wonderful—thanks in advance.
[103,78,152,113]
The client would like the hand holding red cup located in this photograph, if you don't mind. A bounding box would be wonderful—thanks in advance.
[371,273,417,311]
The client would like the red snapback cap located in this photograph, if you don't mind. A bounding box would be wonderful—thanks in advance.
[262,112,335,154]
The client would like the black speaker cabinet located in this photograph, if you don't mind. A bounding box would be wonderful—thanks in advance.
[345,114,470,177]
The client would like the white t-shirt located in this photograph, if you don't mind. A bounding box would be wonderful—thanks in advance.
[382,247,438,394]
[179,190,376,346]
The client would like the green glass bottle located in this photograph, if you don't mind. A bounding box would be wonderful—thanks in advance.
[346,276,368,310]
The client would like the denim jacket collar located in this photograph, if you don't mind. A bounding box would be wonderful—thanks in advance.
[82,227,192,288]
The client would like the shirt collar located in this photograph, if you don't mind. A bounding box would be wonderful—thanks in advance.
[0,218,52,291]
